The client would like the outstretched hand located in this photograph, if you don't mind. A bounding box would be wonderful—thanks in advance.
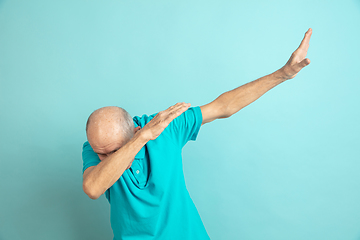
[280,28,312,80]
[140,102,191,141]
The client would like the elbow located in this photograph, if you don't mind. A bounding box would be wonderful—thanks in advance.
[222,110,232,119]
[220,105,233,119]
[222,103,245,118]
[83,180,101,200]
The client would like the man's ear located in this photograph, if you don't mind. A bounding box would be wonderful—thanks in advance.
[134,126,141,134]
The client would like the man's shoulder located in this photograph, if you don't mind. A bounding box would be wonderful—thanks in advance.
[133,112,158,127]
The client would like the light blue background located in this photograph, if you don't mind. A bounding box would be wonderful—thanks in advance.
[1,0,359,239]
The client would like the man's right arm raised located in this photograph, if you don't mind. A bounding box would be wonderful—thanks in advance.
[82,102,191,200]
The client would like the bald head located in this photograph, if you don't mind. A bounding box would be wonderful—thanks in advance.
[86,106,135,158]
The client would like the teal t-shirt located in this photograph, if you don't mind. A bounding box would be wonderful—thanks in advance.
[82,107,210,240]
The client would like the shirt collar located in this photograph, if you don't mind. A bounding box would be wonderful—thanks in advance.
[133,118,145,160]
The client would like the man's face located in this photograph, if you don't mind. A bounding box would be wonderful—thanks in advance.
[87,130,135,170]
[86,106,139,170]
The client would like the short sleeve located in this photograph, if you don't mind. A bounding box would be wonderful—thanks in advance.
[167,106,203,148]
[82,141,101,174]
[81,141,110,201]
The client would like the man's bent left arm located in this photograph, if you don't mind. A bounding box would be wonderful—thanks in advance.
[200,28,312,125]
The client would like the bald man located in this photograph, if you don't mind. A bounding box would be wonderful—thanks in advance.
[82,29,312,240]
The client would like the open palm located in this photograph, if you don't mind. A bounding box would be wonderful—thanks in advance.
[281,28,312,79]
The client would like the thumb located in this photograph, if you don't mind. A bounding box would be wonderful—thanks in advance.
[298,58,311,69]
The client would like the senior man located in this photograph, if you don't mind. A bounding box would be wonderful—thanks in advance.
[82,28,312,239]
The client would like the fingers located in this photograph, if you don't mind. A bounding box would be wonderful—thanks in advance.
[167,102,190,113]
[144,102,191,140]
[163,103,180,114]
[163,102,190,123]
[168,102,190,118]
[297,28,312,51]
[166,102,182,110]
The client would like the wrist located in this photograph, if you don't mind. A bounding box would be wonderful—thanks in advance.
[134,128,151,144]
[274,68,291,82]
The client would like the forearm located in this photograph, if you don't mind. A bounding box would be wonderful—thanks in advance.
[83,131,148,199]
[201,29,312,124]
[218,69,287,117]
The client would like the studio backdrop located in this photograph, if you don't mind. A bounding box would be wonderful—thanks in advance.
[0,0,359,239]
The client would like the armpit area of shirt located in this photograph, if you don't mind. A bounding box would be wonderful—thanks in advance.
[129,159,148,188]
